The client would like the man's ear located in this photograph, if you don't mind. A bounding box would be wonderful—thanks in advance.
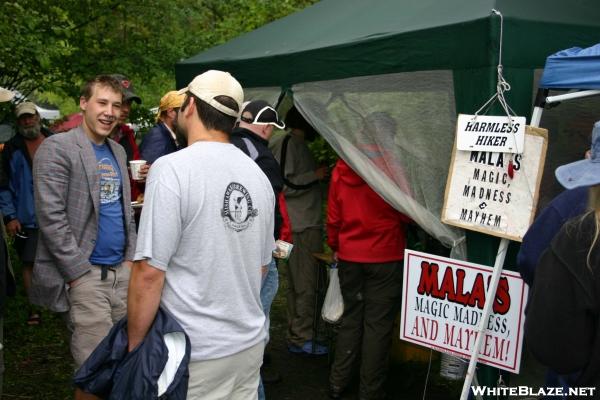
[79,96,87,112]
[179,96,196,117]
[182,96,194,117]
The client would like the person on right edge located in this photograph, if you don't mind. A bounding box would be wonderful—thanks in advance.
[327,159,411,400]
[269,106,328,355]
[526,123,600,399]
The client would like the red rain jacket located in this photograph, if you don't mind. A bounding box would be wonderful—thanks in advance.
[327,159,411,263]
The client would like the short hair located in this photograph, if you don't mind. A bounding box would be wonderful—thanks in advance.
[81,75,123,101]
[181,94,238,134]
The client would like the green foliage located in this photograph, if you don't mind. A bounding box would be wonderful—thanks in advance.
[0,0,318,116]
[0,0,76,96]
[308,136,338,168]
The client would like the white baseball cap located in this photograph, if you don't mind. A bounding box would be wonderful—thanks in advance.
[177,70,243,117]
[0,87,14,103]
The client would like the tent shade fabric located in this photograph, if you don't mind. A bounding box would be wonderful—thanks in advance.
[177,0,600,269]
[539,44,600,89]
[176,0,600,89]
[292,70,464,252]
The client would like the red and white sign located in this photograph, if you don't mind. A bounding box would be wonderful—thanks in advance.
[400,250,528,373]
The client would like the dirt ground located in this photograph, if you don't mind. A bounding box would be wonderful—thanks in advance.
[262,263,462,400]
[1,260,462,400]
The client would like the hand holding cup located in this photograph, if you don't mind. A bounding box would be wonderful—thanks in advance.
[129,160,148,181]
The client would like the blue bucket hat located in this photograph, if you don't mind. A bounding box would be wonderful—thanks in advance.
[556,120,600,189]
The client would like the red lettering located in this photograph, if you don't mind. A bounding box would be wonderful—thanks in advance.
[439,267,456,301]
[468,273,486,309]
[493,277,511,315]
[454,269,470,305]
[417,262,440,297]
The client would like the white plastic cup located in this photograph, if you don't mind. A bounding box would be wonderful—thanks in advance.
[129,160,147,180]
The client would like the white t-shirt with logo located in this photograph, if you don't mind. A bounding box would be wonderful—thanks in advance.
[134,141,275,361]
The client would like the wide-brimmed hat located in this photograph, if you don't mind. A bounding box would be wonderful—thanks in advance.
[556,120,600,189]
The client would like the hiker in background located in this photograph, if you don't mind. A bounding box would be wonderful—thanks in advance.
[0,87,17,397]
[0,101,53,325]
[526,122,600,394]
[326,158,411,399]
[109,74,147,201]
[139,90,185,163]
[269,106,328,355]
[231,100,286,398]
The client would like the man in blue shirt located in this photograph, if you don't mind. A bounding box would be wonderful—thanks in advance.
[32,76,137,399]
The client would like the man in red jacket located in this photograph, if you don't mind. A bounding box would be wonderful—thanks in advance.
[109,74,147,201]
[327,159,411,400]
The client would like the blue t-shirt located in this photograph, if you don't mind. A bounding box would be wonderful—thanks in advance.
[89,142,126,265]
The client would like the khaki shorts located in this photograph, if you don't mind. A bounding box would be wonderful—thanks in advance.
[187,342,264,400]
[67,264,130,367]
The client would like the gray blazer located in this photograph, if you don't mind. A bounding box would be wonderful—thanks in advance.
[31,126,137,312]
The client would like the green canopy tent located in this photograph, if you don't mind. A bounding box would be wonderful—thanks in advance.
[176,0,600,264]
[176,0,600,394]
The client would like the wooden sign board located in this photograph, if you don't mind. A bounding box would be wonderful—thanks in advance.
[441,126,548,241]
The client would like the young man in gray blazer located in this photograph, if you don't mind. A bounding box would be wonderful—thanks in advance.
[31,75,136,378]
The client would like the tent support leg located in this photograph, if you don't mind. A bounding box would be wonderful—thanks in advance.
[459,238,509,400]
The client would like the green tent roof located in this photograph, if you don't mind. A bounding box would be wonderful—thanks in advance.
[176,0,600,88]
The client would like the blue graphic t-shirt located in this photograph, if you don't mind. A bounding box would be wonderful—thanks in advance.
[89,142,126,265]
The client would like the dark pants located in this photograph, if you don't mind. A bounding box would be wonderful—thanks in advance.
[286,227,322,346]
[330,260,403,400]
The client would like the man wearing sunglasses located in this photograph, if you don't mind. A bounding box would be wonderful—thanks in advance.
[140,91,185,164]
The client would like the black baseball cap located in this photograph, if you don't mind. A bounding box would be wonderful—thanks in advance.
[240,100,285,129]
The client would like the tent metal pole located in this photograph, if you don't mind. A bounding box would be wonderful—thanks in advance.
[459,87,549,400]
[530,106,544,127]
[459,238,509,400]
[546,89,600,104]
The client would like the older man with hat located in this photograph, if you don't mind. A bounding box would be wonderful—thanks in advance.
[139,90,185,164]
[0,101,53,325]
[0,88,16,396]
[231,100,286,398]
[129,70,275,399]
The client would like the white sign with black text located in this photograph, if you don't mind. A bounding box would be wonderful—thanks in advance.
[456,114,526,153]
[399,250,529,374]
[442,126,547,241]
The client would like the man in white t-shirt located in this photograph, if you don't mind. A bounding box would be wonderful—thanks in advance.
[128,70,275,400]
